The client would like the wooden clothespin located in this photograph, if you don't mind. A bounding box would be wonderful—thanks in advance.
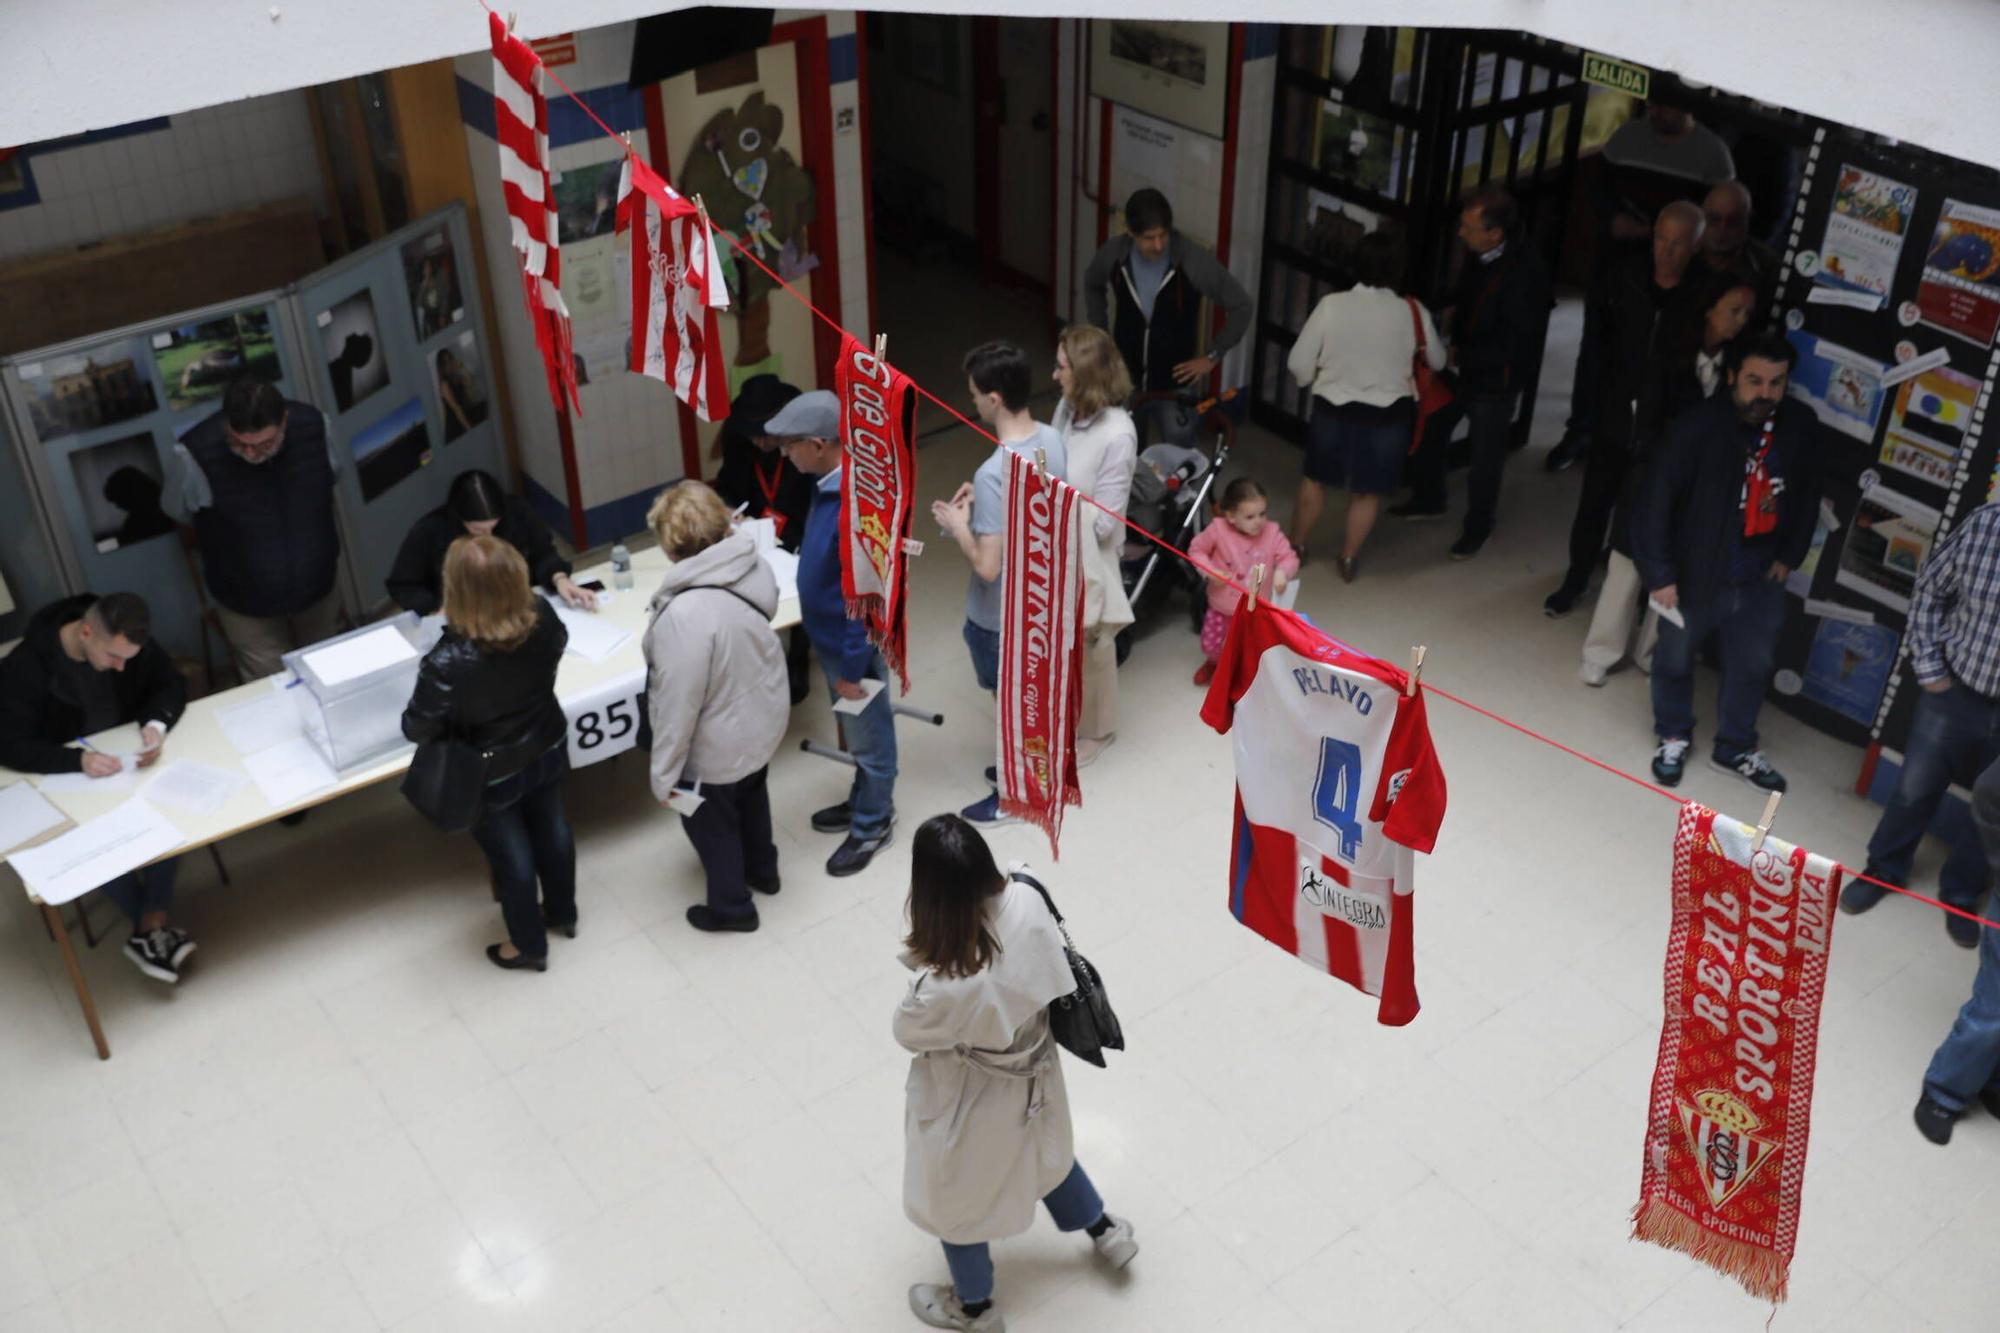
[505,10,518,36]
[874,333,888,364]
[692,193,712,236]
[1750,790,1783,855]
[1033,447,1049,481]
[1246,563,1266,613]
[1406,645,1427,699]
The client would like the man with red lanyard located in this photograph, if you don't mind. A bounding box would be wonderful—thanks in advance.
[1634,331,1817,793]
[714,374,814,702]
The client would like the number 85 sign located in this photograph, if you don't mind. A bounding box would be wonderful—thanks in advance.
[563,668,649,767]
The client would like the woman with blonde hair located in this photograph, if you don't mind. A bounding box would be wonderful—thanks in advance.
[401,533,574,971]
[642,481,790,932]
[1051,325,1136,767]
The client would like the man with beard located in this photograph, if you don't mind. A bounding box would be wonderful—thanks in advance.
[1635,332,1816,793]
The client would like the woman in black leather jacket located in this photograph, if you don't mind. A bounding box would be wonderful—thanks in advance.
[401,534,576,971]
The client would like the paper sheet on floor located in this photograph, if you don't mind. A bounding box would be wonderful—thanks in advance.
[300,625,418,686]
[36,753,139,795]
[551,603,633,664]
[216,692,305,756]
[0,781,70,856]
[8,798,185,906]
[139,760,248,818]
[242,738,339,810]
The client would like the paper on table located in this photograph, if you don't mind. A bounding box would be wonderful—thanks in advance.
[37,753,139,795]
[139,760,248,818]
[301,625,418,687]
[0,781,69,856]
[763,548,800,604]
[1648,596,1687,629]
[216,692,305,756]
[740,516,779,553]
[9,798,185,906]
[831,677,886,716]
[242,737,339,810]
[552,603,634,664]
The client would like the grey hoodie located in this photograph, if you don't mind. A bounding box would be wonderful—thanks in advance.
[642,531,789,798]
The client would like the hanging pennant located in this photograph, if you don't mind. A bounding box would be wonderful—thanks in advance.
[489,12,581,415]
[835,333,917,690]
[615,156,730,420]
[996,452,1085,855]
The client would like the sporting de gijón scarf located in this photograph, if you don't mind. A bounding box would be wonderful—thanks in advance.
[490,13,581,415]
[836,334,917,690]
[997,452,1085,855]
[615,157,730,420]
[1199,601,1446,1025]
[1632,803,1841,1303]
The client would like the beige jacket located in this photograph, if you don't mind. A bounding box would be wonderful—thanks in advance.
[1053,400,1136,631]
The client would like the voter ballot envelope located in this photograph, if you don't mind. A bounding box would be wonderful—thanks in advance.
[283,614,425,772]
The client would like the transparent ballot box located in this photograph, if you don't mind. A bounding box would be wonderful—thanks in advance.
[281,613,424,772]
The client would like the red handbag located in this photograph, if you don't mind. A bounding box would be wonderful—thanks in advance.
[1406,296,1454,455]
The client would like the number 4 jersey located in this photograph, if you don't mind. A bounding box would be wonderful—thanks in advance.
[1200,602,1447,1025]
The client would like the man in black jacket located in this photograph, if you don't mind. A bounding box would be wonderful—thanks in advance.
[1635,332,1816,793]
[0,592,195,983]
[1083,188,1252,395]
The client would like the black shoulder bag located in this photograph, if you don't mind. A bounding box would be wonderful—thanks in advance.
[401,736,492,833]
[1012,870,1124,1068]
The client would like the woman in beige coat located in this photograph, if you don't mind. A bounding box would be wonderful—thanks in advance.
[896,814,1138,1331]
[1051,326,1137,767]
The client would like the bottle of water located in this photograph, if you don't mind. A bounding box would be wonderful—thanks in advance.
[611,543,633,591]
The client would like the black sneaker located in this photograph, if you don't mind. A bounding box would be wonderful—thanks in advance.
[959,793,1018,828]
[1448,534,1486,561]
[827,830,891,878]
[686,904,759,933]
[810,801,852,833]
[747,872,781,896]
[123,930,179,984]
[1946,906,1982,949]
[1980,1086,2000,1120]
[1544,434,1586,473]
[1651,738,1690,787]
[163,926,197,969]
[1914,1092,1957,1146]
[1543,582,1586,618]
[1710,750,1787,793]
[1839,868,1892,916]
[1389,501,1446,522]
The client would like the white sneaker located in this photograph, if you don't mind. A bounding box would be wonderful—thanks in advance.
[1092,1214,1139,1269]
[1579,661,1608,687]
[909,1284,1005,1331]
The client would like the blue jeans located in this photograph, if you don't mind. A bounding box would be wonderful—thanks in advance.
[1866,681,2000,909]
[1650,577,1787,759]
[469,744,576,959]
[821,650,897,840]
[963,620,1000,693]
[940,1160,1105,1305]
[102,857,179,928]
[1922,757,2000,1112]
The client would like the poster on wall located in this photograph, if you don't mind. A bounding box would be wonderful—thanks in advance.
[349,396,431,502]
[553,159,625,245]
[1800,618,1899,726]
[400,227,465,341]
[70,433,174,553]
[151,311,280,413]
[1877,364,1977,489]
[1787,331,1889,442]
[1813,165,1915,309]
[1314,100,1405,198]
[1113,109,1180,197]
[18,344,159,442]
[1089,20,1231,139]
[1835,480,1940,612]
[319,291,387,414]
[433,335,489,444]
[1917,198,2000,347]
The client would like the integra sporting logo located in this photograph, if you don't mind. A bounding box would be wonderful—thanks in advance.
[1297,861,1387,930]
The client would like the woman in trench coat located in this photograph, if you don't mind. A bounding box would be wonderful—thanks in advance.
[894,814,1139,1331]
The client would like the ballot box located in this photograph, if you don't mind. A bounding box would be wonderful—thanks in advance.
[283,614,425,772]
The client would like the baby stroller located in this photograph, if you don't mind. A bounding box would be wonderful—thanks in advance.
[1119,389,1235,658]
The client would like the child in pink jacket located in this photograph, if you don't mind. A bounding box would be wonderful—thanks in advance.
[1186,477,1300,684]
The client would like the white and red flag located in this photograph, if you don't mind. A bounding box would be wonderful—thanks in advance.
[835,333,917,689]
[616,156,730,420]
[997,452,1085,854]
[489,12,580,415]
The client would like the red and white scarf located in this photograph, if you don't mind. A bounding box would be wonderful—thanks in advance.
[835,333,917,690]
[997,451,1085,854]
[615,157,729,420]
[490,13,580,415]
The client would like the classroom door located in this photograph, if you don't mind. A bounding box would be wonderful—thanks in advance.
[975,18,1055,288]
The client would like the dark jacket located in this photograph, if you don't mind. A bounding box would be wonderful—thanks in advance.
[1614,345,1723,556]
[401,598,569,783]
[712,435,811,553]
[180,400,341,618]
[1448,242,1553,397]
[1633,395,1819,610]
[386,497,570,616]
[0,595,189,775]
[1084,231,1252,394]
[1587,256,1702,454]
[796,469,875,681]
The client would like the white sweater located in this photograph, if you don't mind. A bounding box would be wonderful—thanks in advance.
[1286,284,1446,409]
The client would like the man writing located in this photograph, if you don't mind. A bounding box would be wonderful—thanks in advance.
[0,592,193,982]
[1635,331,1816,794]
[769,391,898,877]
[1083,188,1252,394]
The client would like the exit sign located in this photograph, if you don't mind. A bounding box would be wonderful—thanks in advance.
[1582,53,1650,99]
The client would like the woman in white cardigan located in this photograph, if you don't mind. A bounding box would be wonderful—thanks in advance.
[1051,326,1137,767]
[897,815,1137,1331]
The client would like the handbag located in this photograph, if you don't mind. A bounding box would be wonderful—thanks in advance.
[400,735,492,833]
[1012,871,1124,1068]
[1405,295,1455,455]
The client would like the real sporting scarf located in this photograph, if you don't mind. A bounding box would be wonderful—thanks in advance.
[835,333,917,690]
[490,13,580,415]
[997,450,1085,855]
[1741,418,1779,539]
[1632,802,1842,1303]
[616,157,730,420]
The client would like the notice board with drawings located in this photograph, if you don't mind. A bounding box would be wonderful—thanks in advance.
[1758,133,2000,759]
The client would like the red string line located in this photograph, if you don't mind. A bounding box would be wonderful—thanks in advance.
[512,16,1998,935]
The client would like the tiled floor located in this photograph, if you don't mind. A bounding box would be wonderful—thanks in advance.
[2,266,1993,1332]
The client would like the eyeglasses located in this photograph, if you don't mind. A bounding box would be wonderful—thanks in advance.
[226,424,286,461]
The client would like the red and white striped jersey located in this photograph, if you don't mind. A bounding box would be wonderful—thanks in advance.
[1200,602,1447,1025]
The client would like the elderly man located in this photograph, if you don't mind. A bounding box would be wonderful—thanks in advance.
[1545,200,1705,618]
[1699,179,1780,293]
